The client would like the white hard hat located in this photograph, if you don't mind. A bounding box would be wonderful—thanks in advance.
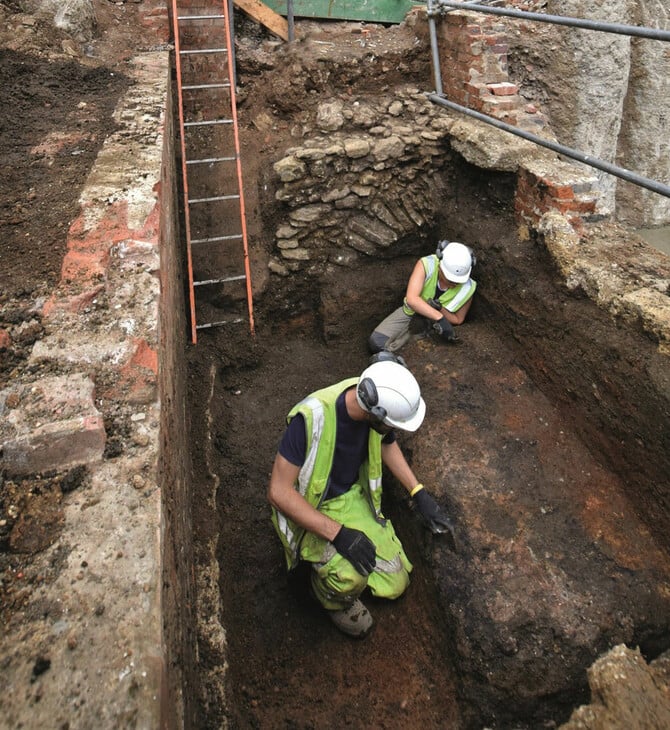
[356,361,426,432]
[439,241,472,283]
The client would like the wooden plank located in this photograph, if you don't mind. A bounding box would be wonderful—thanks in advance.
[262,0,423,24]
[234,0,289,41]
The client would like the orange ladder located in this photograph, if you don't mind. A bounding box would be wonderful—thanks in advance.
[171,1,255,343]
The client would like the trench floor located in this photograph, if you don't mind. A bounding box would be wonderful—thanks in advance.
[185,301,670,728]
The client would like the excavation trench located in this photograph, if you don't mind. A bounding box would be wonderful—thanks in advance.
[2,7,669,730]
[185,161,670,729]
[177,14,670,730]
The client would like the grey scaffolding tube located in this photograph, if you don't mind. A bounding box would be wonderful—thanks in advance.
[287,0,295,42]
[427,94,670,199]
[432,0,670,42]
[425,0,670,199]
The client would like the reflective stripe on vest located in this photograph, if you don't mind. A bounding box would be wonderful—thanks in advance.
[296,395,324,497]
[271,378,384,569]
[443,277,476,312]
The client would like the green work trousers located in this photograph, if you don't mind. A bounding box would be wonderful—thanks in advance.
[300,483,413,610]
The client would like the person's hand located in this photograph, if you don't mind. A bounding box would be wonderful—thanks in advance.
[427,298,442,312]
[332,525,377,576]
[413,488,457,550]
[432,315,457,342]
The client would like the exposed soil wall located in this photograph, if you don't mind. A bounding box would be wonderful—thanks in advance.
[156,80,198,730]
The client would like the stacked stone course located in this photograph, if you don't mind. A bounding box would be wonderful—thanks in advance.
[267,8,606,276]
[269,88,456,274]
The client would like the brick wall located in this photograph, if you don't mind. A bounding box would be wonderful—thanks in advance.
[431,7,602,232]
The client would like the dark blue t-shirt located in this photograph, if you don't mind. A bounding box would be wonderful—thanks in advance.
[278,389,396,499]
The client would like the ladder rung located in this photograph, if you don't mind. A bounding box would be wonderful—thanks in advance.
[194,275,247,287]
[184,119,233,127]
[189,194,240,204]
[183,83,231,90]
[178,14,225,20]
[196,319,244,331]
[187,156,237,165]
[179,48,228,55]
[192,234,243,244]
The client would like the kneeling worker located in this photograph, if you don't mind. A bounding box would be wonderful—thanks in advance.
[369,240,477,354]
[268,359,454,639]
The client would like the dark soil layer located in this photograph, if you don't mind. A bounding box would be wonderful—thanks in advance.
[0,49,130,299]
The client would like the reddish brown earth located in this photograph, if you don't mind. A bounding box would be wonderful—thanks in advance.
[2,3,669,730]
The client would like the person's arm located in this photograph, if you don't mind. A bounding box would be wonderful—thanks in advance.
[440,296,473,326]
[381,440,421,493]
[382,440,457,546]
[404,260,443,322]
[267,453,341,541]
[267,453,378,575]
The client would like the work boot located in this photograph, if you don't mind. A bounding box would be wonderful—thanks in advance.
[327,599,374,639]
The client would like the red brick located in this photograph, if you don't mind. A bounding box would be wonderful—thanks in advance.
[130,338,158,375]
[572,198,598,214]
[552,184,576,200]
[42,284,105,317]
[487,82,518,96]
[0,375,106,476]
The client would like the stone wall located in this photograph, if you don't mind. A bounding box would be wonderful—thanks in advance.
[0,52,182,729]
[268,88,604,276]
[269,89,453,274]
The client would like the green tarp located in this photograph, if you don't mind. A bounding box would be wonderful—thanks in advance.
[263,0,423,24]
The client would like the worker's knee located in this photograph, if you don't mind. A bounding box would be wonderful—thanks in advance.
[372,566,410,600]
[368,330,388,354]
[310,558,369,610]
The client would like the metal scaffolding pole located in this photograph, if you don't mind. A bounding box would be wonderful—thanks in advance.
[427,2,670,197]
[287,0,295,42]
[427,0,444,94]
[426,94,670,199]
[432,0,670,41]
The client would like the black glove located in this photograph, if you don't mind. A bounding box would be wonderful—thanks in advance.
[427,298,442,312]
[432,315,457,342]
[332,525,377,576]
[413,489,457,550]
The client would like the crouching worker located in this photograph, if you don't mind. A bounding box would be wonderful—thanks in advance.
[369,241,477,354]
[268,359,455,639]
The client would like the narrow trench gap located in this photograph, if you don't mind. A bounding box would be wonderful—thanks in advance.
[196,327,463,729]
